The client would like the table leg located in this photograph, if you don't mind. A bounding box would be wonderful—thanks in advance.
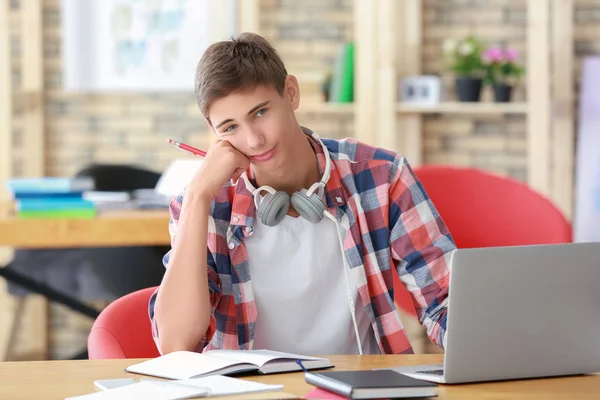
[0,263,101,360]
[0,265,100,319]
[0,277,17,361]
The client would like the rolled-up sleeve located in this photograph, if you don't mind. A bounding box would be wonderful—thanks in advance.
[388,157,456,349]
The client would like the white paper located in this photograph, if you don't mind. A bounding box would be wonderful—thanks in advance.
[154,159,204,198]
[65,380,208,400]
[170,375,283,396]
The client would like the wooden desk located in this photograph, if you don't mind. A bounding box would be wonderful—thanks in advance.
[1,355,599,399]
[0,208,171,248]
[0,207,171,361]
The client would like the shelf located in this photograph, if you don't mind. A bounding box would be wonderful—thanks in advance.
[296,101,528,116]
[396,102,528,115]
[296,101,355,114]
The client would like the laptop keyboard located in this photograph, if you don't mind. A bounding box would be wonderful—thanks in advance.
[415,369,445,376]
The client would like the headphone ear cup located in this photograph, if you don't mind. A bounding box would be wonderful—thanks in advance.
[291,189,327,224]
[257,191,290,227]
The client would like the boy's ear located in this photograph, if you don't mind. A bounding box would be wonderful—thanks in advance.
[285,75,300,111]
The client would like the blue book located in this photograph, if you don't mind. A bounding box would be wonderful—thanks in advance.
[16,198,96,211]
[12,192,84,200]
[6,177,94,194]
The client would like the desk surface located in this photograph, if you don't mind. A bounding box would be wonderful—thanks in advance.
[0,207,171,248]
[1,355,599,399]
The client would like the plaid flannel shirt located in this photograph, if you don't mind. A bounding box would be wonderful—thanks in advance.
[149,127,455,354]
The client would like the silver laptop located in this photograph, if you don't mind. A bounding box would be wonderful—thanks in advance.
[390,242,600,384]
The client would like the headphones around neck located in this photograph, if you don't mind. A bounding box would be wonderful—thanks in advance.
[240,131,364,355]
[241,132,332,227]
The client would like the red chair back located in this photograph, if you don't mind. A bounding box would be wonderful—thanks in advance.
[88,286,160,359]
[396,165,572,316]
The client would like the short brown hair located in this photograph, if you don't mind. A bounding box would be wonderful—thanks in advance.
[195,32,288,120]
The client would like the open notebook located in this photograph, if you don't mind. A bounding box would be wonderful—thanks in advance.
[125,349,333,380]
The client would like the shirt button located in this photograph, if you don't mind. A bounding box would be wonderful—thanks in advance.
[228,243,234,249]
[233,216,240,223]
[245,226,252,232]
[336,197,343,203]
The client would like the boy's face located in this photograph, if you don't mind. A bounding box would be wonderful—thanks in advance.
[207,77,301,172]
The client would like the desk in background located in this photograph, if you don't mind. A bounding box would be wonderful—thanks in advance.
[0,207,171,360]
[0,355,599,399]
[0,208,171,248]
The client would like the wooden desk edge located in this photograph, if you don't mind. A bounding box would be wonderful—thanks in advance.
[0,208,171,248]
[1,355,600,399]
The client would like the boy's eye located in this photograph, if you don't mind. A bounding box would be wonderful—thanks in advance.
[256,108,267,117]
[224,124,237,133]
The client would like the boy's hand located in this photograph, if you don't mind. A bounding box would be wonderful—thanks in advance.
[187,140,250,201]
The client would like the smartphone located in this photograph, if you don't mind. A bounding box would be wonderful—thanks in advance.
[93,378,138,391]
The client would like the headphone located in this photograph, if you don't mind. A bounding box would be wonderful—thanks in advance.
[241,131,365,355]
[241,132,332,227]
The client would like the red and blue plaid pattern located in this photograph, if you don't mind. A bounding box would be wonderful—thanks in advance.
[149,129,454,354]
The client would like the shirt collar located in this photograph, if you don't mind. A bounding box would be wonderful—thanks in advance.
[229,127,348,228]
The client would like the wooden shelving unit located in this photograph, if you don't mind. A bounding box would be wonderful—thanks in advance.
[298,101,529,116]
[296,102,355,115]
[396,102,529,115]
[349,0,573,220]
[0,0,47,362]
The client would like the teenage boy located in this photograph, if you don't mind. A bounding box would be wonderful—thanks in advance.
[150,33,455,356]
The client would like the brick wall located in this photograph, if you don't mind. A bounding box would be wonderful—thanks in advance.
[19,0,598,181]
[259,0,355,140]
[264,0,531,179]
[39,0,355,178]
[6,0,599,358]
[420,0,528,180]
[41,0,204,177]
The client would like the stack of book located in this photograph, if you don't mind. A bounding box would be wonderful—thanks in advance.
[83,191,133,211]
[6,177,97,219]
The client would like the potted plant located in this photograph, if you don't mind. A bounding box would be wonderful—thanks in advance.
[481,46,525,102]
[443,35,486,102]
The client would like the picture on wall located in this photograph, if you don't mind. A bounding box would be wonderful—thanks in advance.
[61,0,237,91]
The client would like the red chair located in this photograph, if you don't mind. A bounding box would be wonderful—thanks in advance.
[88,286,160,359]
[395,165,572,317]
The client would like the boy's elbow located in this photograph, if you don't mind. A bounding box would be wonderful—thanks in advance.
[158,340,190,355]
[158,334,203,355]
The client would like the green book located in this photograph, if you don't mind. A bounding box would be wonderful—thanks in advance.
[18,209,97,219]
[328,42,355,103]
[339,42,354,103]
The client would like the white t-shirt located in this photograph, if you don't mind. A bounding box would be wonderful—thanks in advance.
[245,213,380,355]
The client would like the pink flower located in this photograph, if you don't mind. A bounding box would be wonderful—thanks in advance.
[504,48,519,62]
[481,47,503,63]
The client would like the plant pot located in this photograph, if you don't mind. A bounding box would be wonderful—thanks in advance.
[455,77,483,102]
[493,83,513,102]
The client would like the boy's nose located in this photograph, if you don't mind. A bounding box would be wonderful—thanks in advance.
[246,127,266,149]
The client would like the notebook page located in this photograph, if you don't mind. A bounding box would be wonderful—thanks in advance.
[126,351,252,379]
[206,349,326,368]
[170,375,283,396]
[65,380,208,400]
